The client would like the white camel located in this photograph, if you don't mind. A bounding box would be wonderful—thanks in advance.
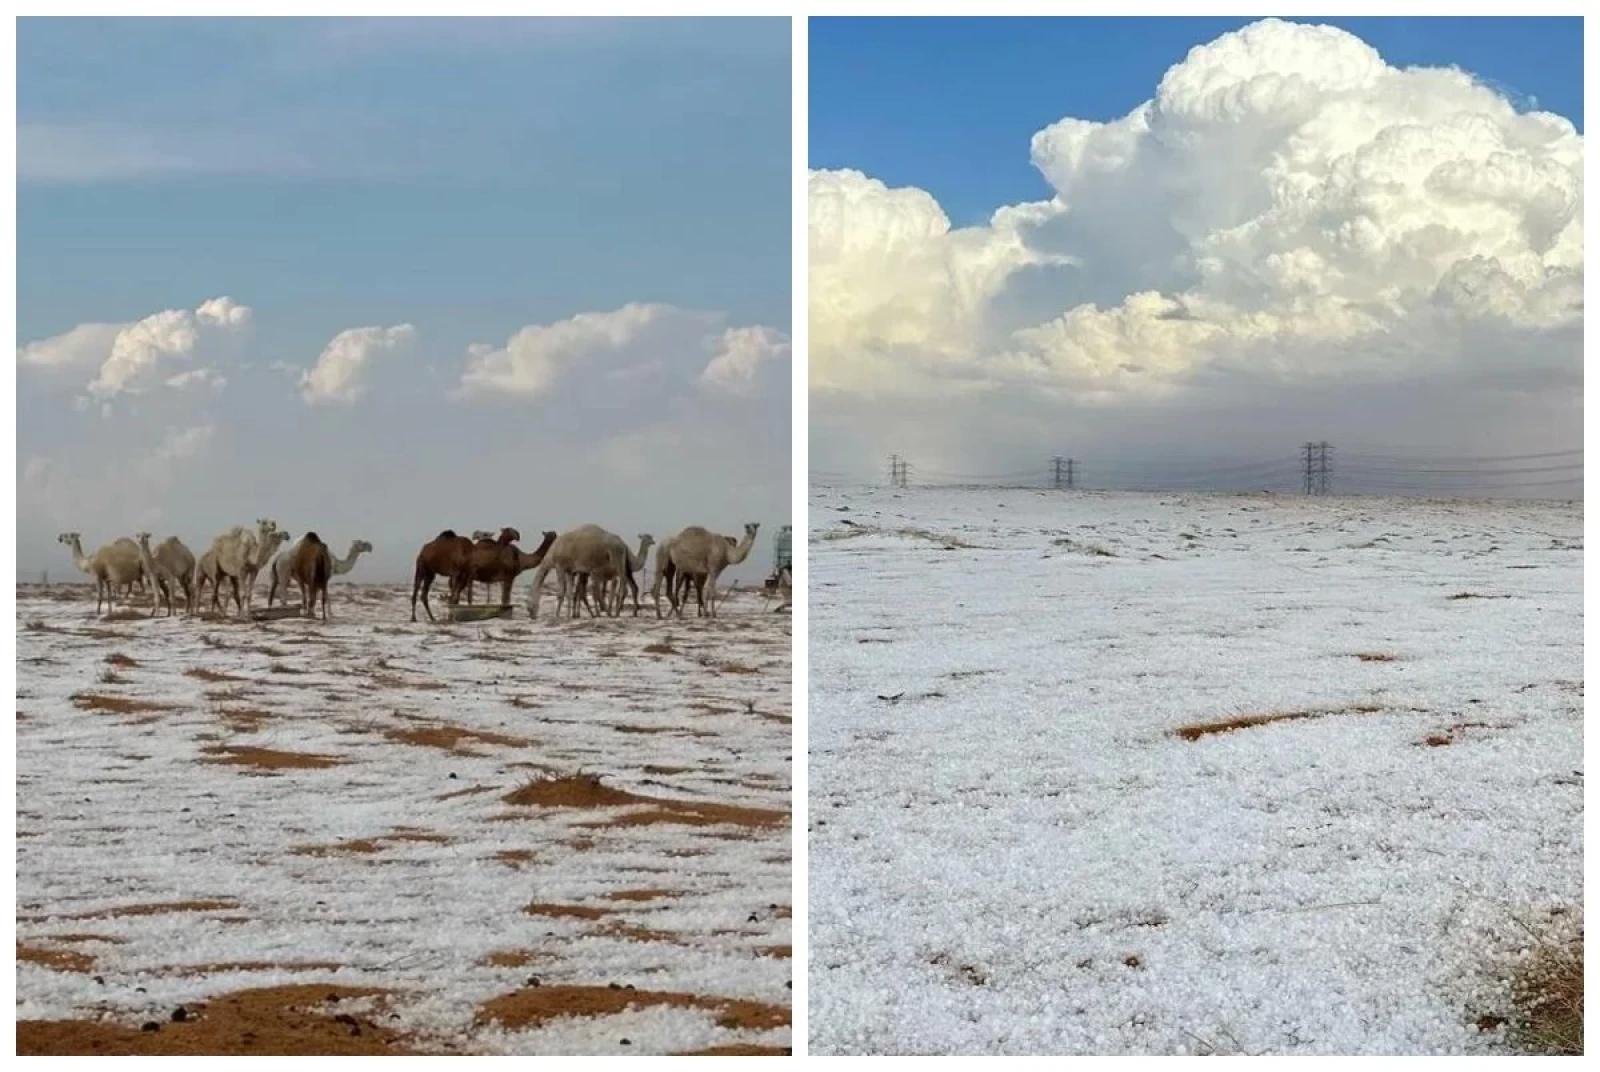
[197,519,276,617]
[57,532,144,615]
[527,524,629,620]
[243,520,290,605]
[267,538,372,608]
[586,534,655,617]
[654,522,759,619]
[133,532,196,617]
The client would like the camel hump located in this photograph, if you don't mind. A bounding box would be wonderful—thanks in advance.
[304,531,322,545]
[437,529,458,541]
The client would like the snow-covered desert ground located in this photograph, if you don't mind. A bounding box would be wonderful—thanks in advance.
[16,584,791,1055]
[808,485,1581,1056]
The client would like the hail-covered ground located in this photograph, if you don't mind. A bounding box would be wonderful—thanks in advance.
[16,582,791,1056]
[808,485,1581,1056]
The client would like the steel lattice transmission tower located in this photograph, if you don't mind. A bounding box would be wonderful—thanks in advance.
[1302,441,1333,495]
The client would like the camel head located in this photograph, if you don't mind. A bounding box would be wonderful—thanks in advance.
[741,522,760,543]
[57,531,81,546]
[353,539,374,554]
[497,527,521,545]
[135,531,153,545]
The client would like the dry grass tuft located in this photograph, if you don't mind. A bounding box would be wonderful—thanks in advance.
[1354,652,1398,662]
[104,652,139,668]
[101,610,146,622]
[1504,925,1583,1055]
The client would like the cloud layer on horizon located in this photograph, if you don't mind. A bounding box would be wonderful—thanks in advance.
[809,19,1583,480]
[17,298,791,579]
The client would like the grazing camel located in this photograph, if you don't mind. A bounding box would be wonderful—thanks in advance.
[291,531,334,621]
[133,533,195,617]
[153,535,198,614]
[585,534,655,617]
[527,525,629,620]
[58,532,144,614]
[455,527,522,606]
[411,530,475,622]
[655,523,759,619]
[268,538,372,608]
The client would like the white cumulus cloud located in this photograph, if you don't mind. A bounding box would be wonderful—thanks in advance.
[810,17,1582,420]
[17,297,254,401]
[700,325,792,395]
[300,323,417,405]
[454,302,783,402]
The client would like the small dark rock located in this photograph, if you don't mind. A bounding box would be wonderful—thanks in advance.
[94,975,105,985]
[135,987,146,994]
[526,976,541,988]
[171,1006,189,1023]
[608,982,622,990]
[141,1022,160,1033]
[747,913,759,923]
[335,1014,358,1026]
[448,772,458,779]
[621,1039,632,1046]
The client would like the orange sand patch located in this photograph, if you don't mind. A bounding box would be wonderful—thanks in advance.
[384,725,532,752]
[186,667,246,683]
[200,746,341,770]
[503,775,787,831]
[17,942,96,972]
[476,985,789,1033]
[71,694,177,716]
[523,903,608,920]
[15,984,409,1056]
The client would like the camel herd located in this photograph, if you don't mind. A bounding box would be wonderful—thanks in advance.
[53,517,766,624]
[411,521,761,623]
[56,520,369,621]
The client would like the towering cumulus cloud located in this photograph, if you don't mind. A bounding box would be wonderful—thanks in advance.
[810,19,1582,467]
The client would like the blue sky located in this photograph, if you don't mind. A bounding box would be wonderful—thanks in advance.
[16,17,792,581]
[810,16,1584,225]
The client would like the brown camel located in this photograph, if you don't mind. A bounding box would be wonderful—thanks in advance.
[291,531,334,621]
[463,530,557,608]
[411,529,476,622]
[454,527,522,606]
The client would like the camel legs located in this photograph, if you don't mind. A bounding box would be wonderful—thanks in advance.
[411,569,436,622]
[705,569,723,618]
